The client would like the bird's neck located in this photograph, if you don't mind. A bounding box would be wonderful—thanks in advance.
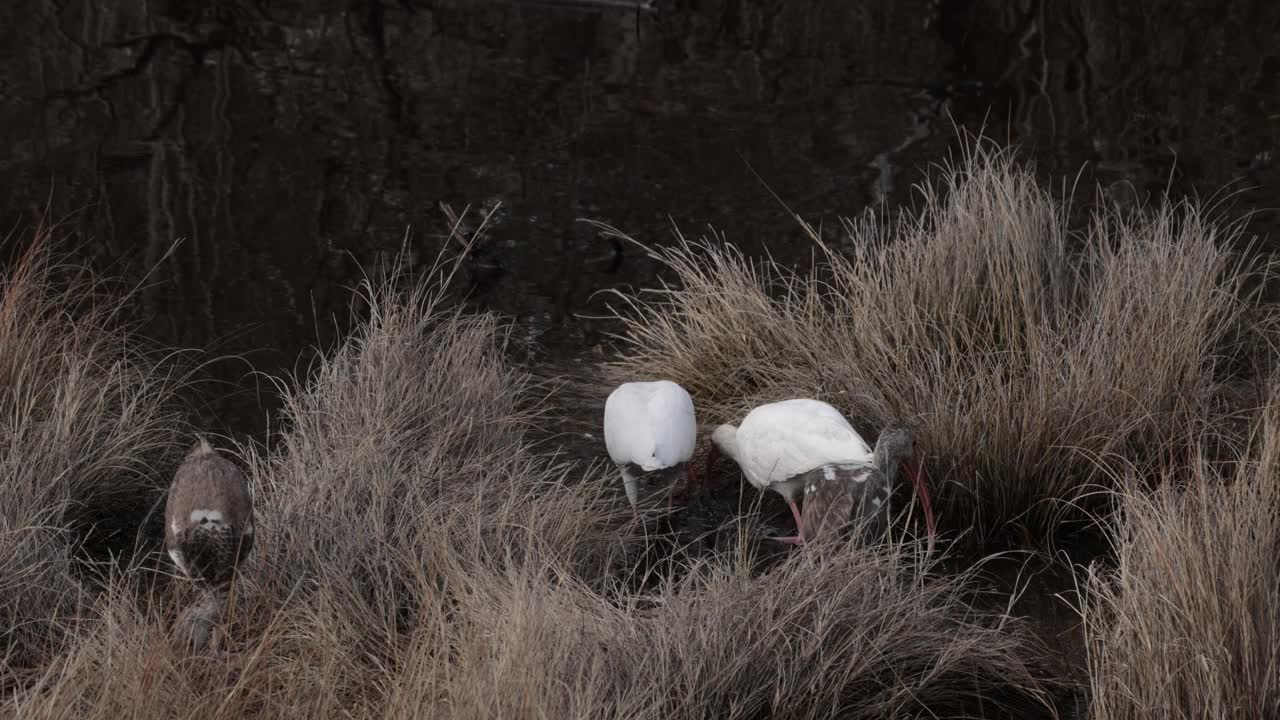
[710,424,740,462]
[873,442,902,487]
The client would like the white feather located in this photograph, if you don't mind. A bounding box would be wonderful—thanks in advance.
[603,380,697,472]
[189,509,224,524]
[722,398,872,491]
[168,548,189,576]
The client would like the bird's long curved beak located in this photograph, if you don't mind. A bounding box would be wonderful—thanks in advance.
[903,460,936,551]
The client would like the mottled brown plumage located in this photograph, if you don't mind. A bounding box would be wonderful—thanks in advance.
[164,438,255,589]
[801,423,932,546]
[801,463,892,543]
[164,437,254,653]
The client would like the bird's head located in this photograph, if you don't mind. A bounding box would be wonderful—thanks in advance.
[709,423,738,458]
[877,422,936,549]
[875,422,916,465]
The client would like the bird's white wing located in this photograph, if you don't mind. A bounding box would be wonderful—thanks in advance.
[644,380,697,468]
[603,381,697,471]
[737,399,872,485]
[605,384,654,466]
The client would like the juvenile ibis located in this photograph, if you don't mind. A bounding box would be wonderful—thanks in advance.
[802,422,936,550]
[603,380,698,510]
[164,437,255,652]
[709,399,935,546]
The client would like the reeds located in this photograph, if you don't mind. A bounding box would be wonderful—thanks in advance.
[601,143,1271,547]
[8,145,1274,717]
[1081,390,1280,719]
[7,247,1054,718]
[0,230,188,678]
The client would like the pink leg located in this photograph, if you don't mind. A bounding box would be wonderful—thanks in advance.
[787,498,804,533]
[904,461,937,553]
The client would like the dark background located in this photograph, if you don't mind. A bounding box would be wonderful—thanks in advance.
[2,0,1277,437]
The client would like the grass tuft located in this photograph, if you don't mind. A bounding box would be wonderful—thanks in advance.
[8,251,1057,718]
[1081,389,1280,719]
[601,144,1272,548]
[0,230,188,679]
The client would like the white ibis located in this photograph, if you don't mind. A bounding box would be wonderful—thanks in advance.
[802,423,936,550]
[603,380,698,510]
[708,399,935,546]
[164,437,255,652]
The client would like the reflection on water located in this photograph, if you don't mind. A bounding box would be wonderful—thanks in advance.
[0,0,1276,434]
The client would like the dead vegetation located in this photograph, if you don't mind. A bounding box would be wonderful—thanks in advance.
[4,245,1054,718]
[0,231,188,679]
[1081,391,1280,719]
[599,144,1273,548]
[5,146,1280,718]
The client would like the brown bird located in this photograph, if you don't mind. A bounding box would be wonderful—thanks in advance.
[164,437,254,652]
[801,423,935,550]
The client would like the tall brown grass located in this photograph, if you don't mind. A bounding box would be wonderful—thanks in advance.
[1081,393,1280,719]
[6,254,1057,718]
[0,233,188,680]
[600,144,1272,548]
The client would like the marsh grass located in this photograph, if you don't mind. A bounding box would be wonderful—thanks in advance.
[399,540,1058,720]
[7,245,1058,718]
[0,230,189,678]
[9,145,1279,716]
[599,144,1274,549]
[1081,392,1280,719]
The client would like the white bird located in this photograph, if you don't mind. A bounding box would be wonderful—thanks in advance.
[709,399,935,546]
[604,380,698,509]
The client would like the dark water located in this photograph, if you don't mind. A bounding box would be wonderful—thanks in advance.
[2,1,1278,437]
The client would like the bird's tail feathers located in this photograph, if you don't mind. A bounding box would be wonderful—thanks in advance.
[187,434,216,459]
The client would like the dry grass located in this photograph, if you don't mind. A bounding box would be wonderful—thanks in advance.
[599,144,1272,548]
[5,252,1058,718]
[401,543,1056,720]
[1081,394,1280,719]
[0,232,188,679]
[10,149,1280,718]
